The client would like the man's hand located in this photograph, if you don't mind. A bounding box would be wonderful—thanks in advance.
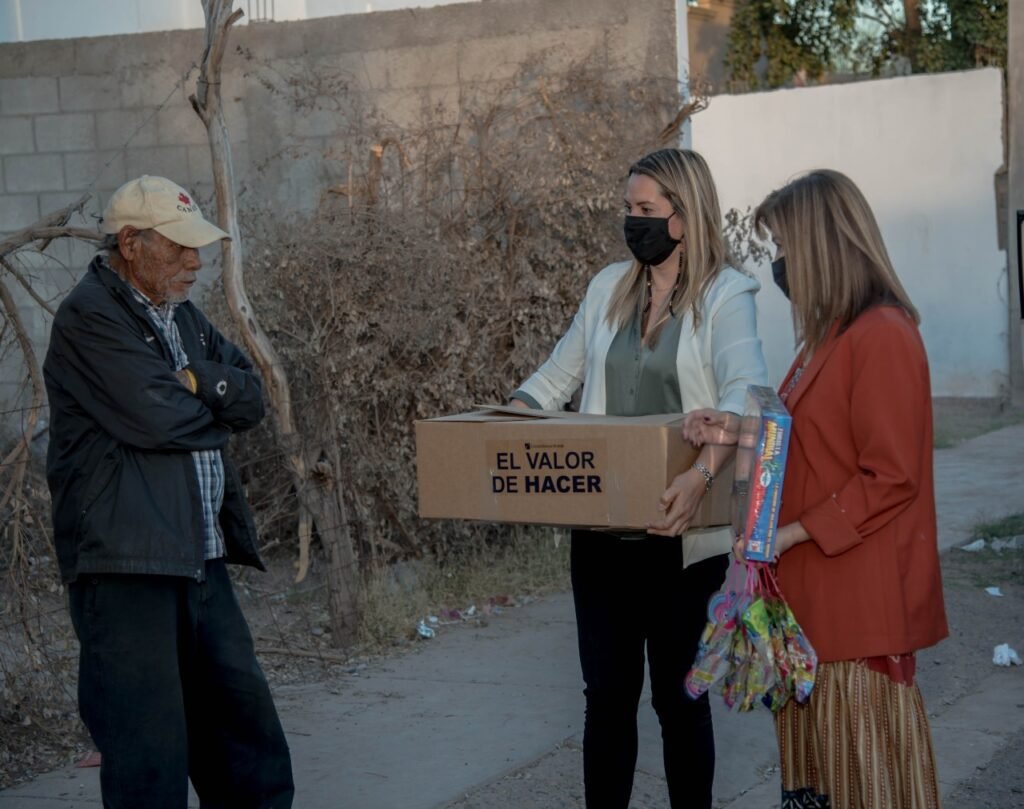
[647,468,706,537]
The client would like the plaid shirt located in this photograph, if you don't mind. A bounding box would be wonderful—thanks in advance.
[117,265,226,560]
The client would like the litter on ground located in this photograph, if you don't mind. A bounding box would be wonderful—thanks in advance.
[992,643,1022,666]
[991,536,1022,552]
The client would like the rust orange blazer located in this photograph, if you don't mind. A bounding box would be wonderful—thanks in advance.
[775,305,949,663]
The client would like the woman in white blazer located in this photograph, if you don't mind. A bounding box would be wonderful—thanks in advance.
[511,148,769,809]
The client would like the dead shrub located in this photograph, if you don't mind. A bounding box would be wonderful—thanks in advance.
[0,458,83,788]
[208,51,684,578]
[0,249,89,786]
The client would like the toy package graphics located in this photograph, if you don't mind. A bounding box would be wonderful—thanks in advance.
[733,386,792,563]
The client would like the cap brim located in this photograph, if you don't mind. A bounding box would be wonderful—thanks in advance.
[155,217,231,248]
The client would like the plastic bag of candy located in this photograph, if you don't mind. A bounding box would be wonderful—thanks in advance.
[686,559,817,712]
[685,386,817,712]
[684,559,748,698]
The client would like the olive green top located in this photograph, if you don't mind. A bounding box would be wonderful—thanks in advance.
[604,311,684,416]
[601,311,684,540]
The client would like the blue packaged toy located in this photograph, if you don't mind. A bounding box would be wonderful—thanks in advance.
[733,386,792,563]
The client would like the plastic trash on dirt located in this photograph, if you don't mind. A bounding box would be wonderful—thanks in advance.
[993,643,1022,666]
[959,538,986,552]
[76,751,102,768]
[991,536,1022,552]
[416,620,436,639]
[984,586,1005,597]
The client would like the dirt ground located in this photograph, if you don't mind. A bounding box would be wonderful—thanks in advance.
[927,541,1024,809]
[932,397,1024,448]
[0,545,560,788]
[2,527,1021,804]
[442,540,1024,809]
[1,399,1015,791]
[945,727,1024,808]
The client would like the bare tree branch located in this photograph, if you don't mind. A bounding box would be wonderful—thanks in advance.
[0,194,93,257]
[0,278,45,523]
[192,3,245,127]
[192,0,360,645]
[0,195,100,512]
[0,257,57,317]
[658,97,709,145]
[658,78,710,145]
[190,1,296,438]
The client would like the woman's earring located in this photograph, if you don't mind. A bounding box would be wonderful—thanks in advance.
[669,251,684,317]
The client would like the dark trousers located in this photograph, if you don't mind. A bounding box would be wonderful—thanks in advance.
[571,531,728,809]
[69,560,294,809]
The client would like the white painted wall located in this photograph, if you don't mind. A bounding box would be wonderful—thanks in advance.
[693,68,1007,397]
[0,0,479,41]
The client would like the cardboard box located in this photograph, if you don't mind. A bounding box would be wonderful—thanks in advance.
[734,386,792,562]
[416,406,733,531]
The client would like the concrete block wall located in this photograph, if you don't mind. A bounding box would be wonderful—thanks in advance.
[235,0,677,210]
[0,29,197,408]
[0,0,679,414]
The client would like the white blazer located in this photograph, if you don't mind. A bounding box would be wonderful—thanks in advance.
[516,260,770,565]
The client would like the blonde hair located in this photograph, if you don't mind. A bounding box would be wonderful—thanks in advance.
[606,148,727,346]
[754,169,919,353]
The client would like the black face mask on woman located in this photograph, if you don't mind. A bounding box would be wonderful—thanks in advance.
[771,256,790,300]
[623,213,680,266]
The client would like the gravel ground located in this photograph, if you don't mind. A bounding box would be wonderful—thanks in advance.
[442,543,1024,808]
[945,727,1024,808]
[3,543,1021,805]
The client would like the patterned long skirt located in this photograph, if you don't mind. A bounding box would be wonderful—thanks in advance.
[775,659,941,809]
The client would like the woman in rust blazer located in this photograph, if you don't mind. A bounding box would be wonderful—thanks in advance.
[686,170,948,809]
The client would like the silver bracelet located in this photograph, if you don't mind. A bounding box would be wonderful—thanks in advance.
[691,462,714,493]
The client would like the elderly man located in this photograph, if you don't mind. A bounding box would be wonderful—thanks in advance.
[44,176,294,808]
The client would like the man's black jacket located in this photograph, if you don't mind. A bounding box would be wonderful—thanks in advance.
[44,256,266,583]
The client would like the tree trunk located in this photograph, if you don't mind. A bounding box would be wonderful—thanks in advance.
[190,0,360,646]
[903,0,923,70]
[309,458,359,641]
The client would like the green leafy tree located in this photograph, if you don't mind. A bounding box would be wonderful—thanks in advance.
[915,0,1007,71]
[725,0,860,88]
[725,0,1007,89]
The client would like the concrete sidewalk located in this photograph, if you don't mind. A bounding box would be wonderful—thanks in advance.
[3,424,1023,808]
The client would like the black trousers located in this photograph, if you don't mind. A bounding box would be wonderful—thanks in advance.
[69,559,294,809]
[571,531,728,809]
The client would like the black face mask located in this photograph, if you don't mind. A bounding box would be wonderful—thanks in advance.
[771,256,790,299]
[623,214,680,266]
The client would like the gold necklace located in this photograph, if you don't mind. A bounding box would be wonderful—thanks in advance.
[643,266,680,315]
